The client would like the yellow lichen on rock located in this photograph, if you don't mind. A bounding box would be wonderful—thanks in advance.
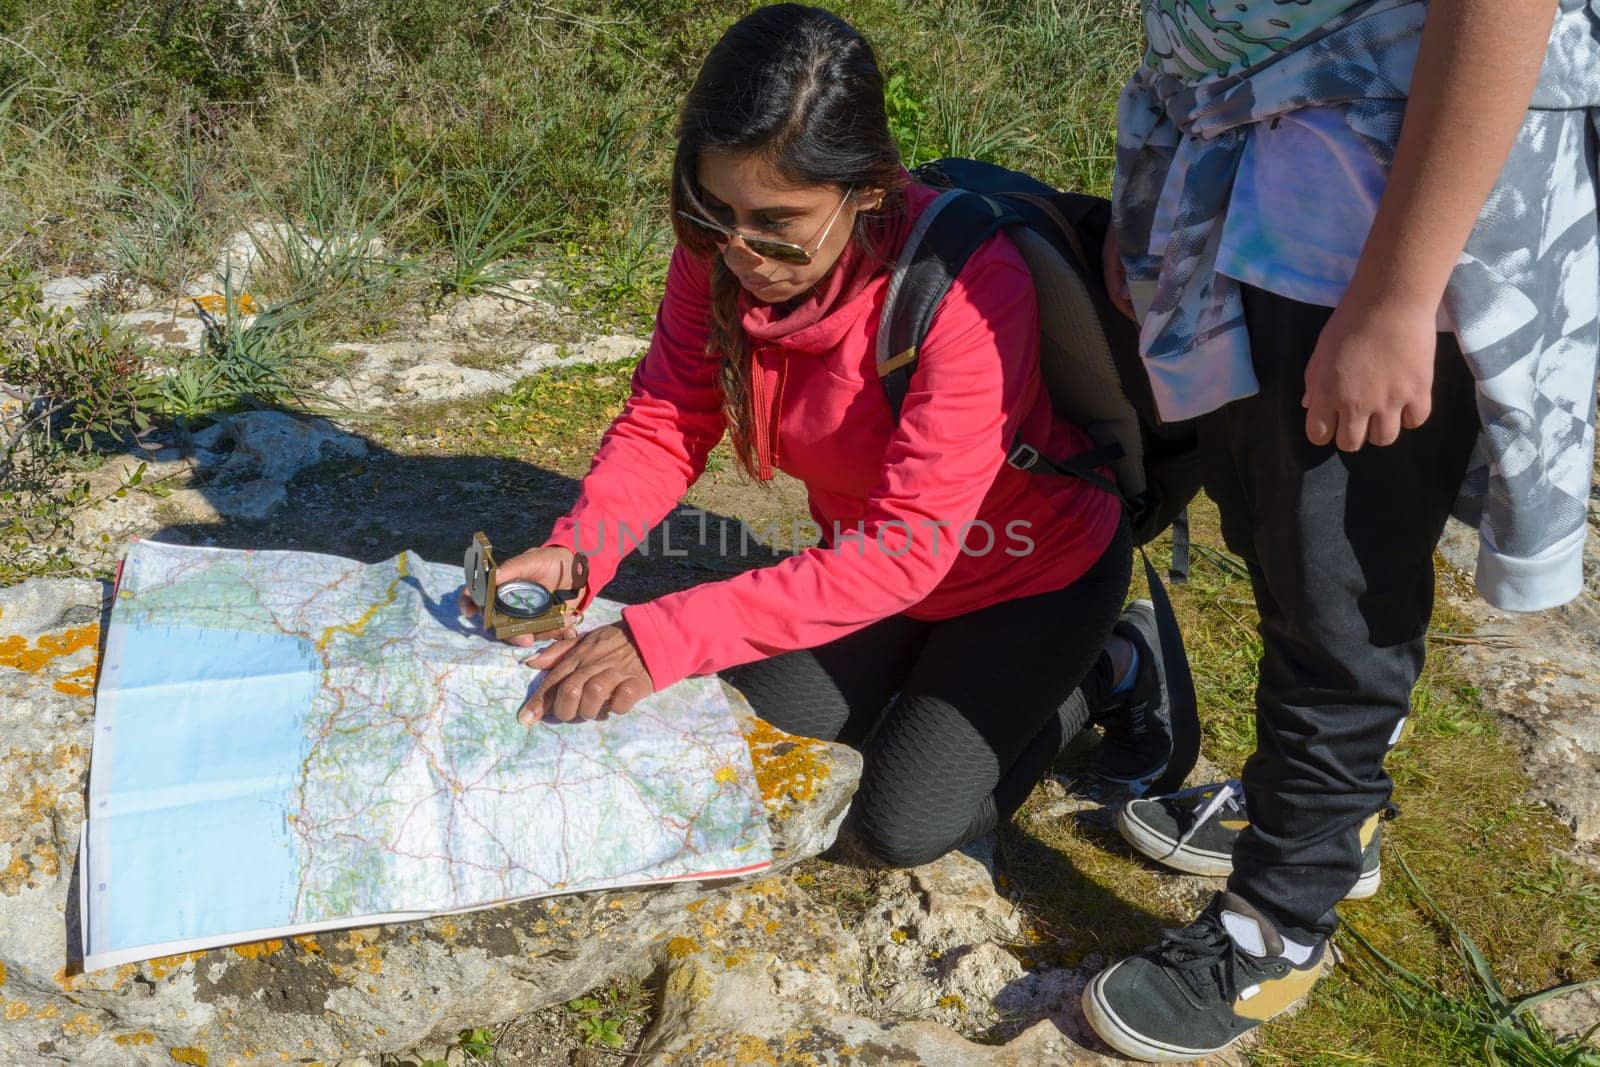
[666,936,700,960]
[192,293,260,316]
[53,664,98,696]
[663,957,714,1005]
[168,1046,209,1065]
[744,719,830,811]
[3,1001,29,1021]
[115,1032,158,1046]
[0,758,79,895]
[146,951,207,980]
[338,927,380,948]
[0,624,99,674]
[730,1033,779,1065]
[54,962,137,993]
[356,944,383,974]
[231,939,284,960]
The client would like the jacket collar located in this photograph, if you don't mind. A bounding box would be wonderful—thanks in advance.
[736,179,934,354]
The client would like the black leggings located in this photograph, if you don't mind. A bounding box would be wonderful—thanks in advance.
[723,519,1132,868]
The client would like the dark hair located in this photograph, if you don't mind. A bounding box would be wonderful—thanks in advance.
[671,4,906,479]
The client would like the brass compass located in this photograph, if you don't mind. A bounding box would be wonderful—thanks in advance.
[463,532,588,640]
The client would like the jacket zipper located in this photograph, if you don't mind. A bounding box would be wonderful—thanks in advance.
[752,346,786,482]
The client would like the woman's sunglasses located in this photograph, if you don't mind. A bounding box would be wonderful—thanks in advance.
[677,185,855,265]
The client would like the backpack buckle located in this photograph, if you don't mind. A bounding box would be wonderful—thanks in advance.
[1006,443,1041,471]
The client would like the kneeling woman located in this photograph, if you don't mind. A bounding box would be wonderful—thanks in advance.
[475,4,1149,868]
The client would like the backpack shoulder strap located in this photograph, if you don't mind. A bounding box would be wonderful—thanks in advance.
[875,190,1018,419]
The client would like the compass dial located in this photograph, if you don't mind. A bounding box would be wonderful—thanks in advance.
[495,579,553,619]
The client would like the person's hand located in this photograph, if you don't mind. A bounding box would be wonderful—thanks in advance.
[1303,294,1439,451]
[459,544,582,645]
[1101,225,1138,323]
[519,621,654,724]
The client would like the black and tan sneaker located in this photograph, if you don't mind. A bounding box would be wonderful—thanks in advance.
[1117,780,1385,900]
[1089,600,1175,794]
[1083,891,1330,1062]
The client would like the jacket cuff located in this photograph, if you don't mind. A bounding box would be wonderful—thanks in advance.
[1474,527,1585,612]
[621,602,685,692]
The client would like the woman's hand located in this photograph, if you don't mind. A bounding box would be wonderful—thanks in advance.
[1101,225,1138,323]
[519,622,654,724]
[459,544,582,644]
[1302,294,1438,451]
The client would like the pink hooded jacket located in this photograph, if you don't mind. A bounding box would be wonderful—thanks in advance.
[544,182,1122,691]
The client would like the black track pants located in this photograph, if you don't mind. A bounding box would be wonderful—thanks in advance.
[723,519,1132,868]
[1203,284,1480,943]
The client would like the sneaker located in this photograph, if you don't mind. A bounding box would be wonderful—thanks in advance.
[1117,780,1385,900]
[1090,600,1174,793]
[1082,891,1330,1062]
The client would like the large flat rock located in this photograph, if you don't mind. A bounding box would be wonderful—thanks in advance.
[1438,520,1600,842]
[0,577,860,1066]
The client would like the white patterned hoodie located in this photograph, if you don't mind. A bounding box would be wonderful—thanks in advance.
[1114,0,1600,611]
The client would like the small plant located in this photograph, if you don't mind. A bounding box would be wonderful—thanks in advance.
[246,142,419,305]
[1,268,158,459]
[593,206,669,322]
[0,265,168,574]
[99,133,218,292]
[929,83,1036,165]
[456,1025,497,1062]
[564,979,653,1051]
[154,276,330,439]
[573,1008,626,1050]
[1344,847,1600,1066]
[432,146,554,301]
[884,71,932,166]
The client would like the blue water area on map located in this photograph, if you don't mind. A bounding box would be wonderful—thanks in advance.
[104,623,318,949]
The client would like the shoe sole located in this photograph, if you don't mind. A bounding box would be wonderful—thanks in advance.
[1117,804,1236,876]
[1082,967,1232,1062]
[1347,866,1380,900]
[1118,806,1383,901]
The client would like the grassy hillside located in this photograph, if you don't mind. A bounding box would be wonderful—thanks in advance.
[0,0,1138,326]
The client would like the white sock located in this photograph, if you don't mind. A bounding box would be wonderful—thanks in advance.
[1278,934,1318,966]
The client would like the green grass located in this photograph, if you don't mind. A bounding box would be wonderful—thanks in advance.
[445,355,642,471]
[0,0,1139,324]
[1342,849,1600,1066]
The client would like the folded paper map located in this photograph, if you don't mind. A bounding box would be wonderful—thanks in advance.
[81,541,772,970]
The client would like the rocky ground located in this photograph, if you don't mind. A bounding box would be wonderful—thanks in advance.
[2,243,1598,1064]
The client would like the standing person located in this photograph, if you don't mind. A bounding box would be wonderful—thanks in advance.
[463,4,1180,869]
[1083,0,1599,1060]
